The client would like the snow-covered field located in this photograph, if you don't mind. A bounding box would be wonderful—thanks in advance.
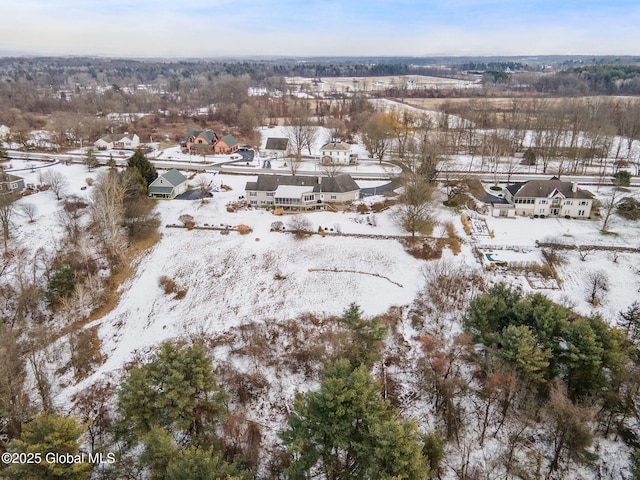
[4,155,640,478]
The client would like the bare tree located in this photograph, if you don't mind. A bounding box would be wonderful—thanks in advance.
[586,270,609,306]
[0,193,16,254]
[361,112,393,163]
[601,170,632,233]
[43,170,69,200]
[320,162,343,178]
[195,174,213,203]
[545,382,594,475]
[285,104,315,176]
[91,169,127,263]
[396,172,435,239]
[287,215,312,239]
[19,202,37,222]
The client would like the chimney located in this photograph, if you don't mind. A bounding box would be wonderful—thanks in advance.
[572,182,577,193]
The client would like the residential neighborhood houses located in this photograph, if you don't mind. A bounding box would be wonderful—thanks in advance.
[245,174,360,211]
[489,176,595,219]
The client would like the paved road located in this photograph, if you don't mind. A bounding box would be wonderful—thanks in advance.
[6,149,640,187]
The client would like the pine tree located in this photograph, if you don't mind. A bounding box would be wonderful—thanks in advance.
[280,359,430,480]
[339,303,387,368]
[499,324,550,387]
[6,412,91,480]
[117,342,228,446]
[126,148,157,192]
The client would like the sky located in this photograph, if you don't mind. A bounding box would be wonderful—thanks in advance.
[1,0,639,58]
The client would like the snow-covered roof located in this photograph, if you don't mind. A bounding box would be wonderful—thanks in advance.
[274,185,313,198]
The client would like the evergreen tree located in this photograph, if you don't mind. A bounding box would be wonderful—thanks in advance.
[83,149,99,172]
[117,342,228,446]
[126,148,157,192]
[166,447,246,480]
[6,412,91,480]
[620,302,640,346]
[499,324,550,387]
[280,359,430,480]
[339,303,387,368]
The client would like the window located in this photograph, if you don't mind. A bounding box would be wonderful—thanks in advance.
[578,210,586,216]
[539,199,548,204]
[539,208,546,214]
[250,200,257,205]
[330,195,337,200]
[564,200,573,206]
[579,200,589,205]
[266,192,275,196]
[249,192,257,197]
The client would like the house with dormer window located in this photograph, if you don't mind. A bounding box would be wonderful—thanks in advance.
[489,177,594,218]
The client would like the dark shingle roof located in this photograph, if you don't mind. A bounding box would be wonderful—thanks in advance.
[245,174,359,194]
[265,138,289,151]
[506,177,594,200]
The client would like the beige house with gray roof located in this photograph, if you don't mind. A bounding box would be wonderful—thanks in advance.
[245,174,360,211]
[320,142,357,165]
[491,177,594,219]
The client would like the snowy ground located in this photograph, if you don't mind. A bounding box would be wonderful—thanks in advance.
[5,157,639,478]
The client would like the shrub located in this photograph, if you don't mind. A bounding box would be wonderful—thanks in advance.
[460,214,472,235]
[270,221,285,231]
[237,224,252,235]
[178,214,195,229]
[288,215,312,239]
[158,275,177,294]
[448,237,462,255]
[617,196,640,220]
[46,264,77,305]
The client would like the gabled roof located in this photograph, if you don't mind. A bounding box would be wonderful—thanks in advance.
[190,130,216,143]
[506,177,594,200]
[265,138,289,151]
[220,134,238,147]
[320,142,351,151]
[0,172,24,184]
[150,169,187,188]
[97,133,137,143]
[246,174,359,194]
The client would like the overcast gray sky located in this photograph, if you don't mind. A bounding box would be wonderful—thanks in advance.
[1,0,639,57]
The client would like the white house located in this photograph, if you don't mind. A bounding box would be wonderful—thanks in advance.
[319,141,357,165]
[490,177,595,219]
[245,174,360,211]
[94,133,140,151]
[148,169,188,199]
